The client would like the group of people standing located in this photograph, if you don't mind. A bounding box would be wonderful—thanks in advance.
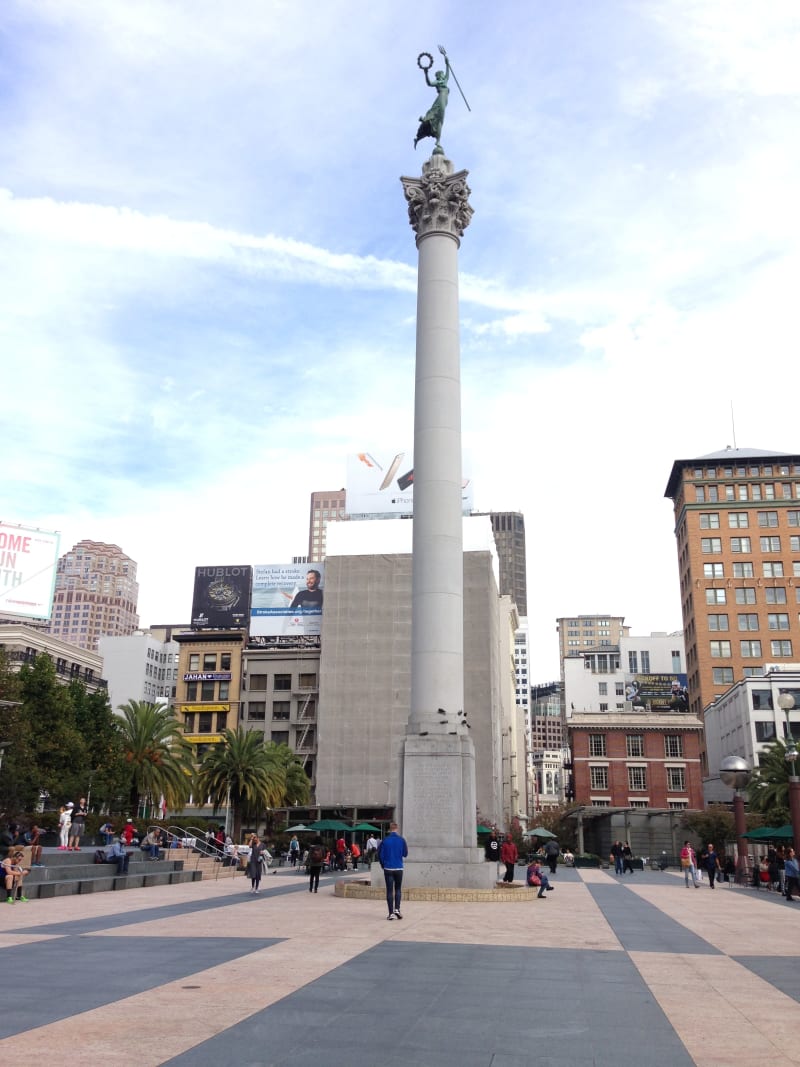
[57,797,88,851]
[610,840,636,875]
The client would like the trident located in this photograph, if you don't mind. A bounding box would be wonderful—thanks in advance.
[438,44,471,112]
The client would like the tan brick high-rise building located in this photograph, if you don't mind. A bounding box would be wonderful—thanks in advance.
[47,540,139,652]
[665,448,800,762]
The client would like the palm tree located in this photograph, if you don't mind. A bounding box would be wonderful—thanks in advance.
[195,731,310,841]
[116,700,194,816]
[747,739,793,819]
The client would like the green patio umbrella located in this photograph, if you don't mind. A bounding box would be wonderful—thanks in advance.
[524,827,557,839]
[476,824,493,834]
[351,822,381,832]
[741,827,776,840]
[307,819,351,832]
[284,824,312,833]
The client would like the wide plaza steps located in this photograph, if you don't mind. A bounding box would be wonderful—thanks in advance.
[15,849,204,899]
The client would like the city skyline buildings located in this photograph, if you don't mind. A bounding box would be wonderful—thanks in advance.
[46,540,139,652]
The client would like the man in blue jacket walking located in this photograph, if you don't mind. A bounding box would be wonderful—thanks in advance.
[377,822,408,920]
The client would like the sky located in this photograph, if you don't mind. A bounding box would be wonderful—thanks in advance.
[2,0,800,679]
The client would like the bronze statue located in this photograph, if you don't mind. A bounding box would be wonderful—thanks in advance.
[414,49,450,150]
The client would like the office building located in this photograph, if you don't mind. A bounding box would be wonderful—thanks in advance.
[98,630,180,709]
[569,710,704,809]
[563,631,686,715]
[173,629,245,760]
[0,623,105,693]
[47,540,139,652]
[308,489,346,562]
[475,511,527,616]
[557,615,629,661]
[664,448,800,740]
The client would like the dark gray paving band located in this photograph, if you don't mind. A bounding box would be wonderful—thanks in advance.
[586,883,721,955]
[164,942,694,1067]
[0,935,281,1039]
[13,873,332,937]
[733,956,800,1003]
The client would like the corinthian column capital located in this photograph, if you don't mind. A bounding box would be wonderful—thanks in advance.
[401,154,473,244]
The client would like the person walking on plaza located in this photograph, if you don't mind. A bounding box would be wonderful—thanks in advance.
[246,834,267,894]
[610,840,624,876]
[377,822,408,919]
[500,833,518,884]
[350,840,361,870]
[680,841,699,888]
[544,837,560,875]
[702,843,721,889]
[335,835,347,871]
[58,804,72,850]
[365,833,379,866]
[622,842,635,875]
[307,836,325,894]
[783,847,800,901]
[288,834,300,867]
[68,796,88,851]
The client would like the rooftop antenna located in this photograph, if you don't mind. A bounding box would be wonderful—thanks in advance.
[730,401,737,449]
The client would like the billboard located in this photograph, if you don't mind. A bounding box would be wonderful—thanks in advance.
[191,566,252,629]
[346,450,473,517]
[250,564,324,637]
[626,674,689,712]
[0,522,60,620]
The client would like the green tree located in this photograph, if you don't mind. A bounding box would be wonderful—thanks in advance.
[747,740,794,823]
[195,731,309,842]
[18,656,88,809]
[116,700,194,815]
[682,805,736,851]
[69,682,128,810]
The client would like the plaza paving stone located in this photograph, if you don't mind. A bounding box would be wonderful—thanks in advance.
[0,860,798,1065]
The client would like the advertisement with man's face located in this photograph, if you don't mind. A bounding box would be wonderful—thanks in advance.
[626,673,689,711]
[345,450,473,517]
[250,564,324,637]
[191,566,252,629]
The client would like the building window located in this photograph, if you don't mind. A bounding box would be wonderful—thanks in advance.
[763,562,784,578]
[274,674,291,691]
[740,640,762,658]
[218,682,229,700]
[737,613,759,631]
[704,564,725,578]
[752,689,773,710]
[626,735,644,758]
[183,713,195,732]
[203,653,217,670]
[706,589,727,605]
[710,641,731,658]
[771,640,793,657]
[628,767,647,791]
[672,651,682,671]
[713,667,734,684]
[730,537,751,553]
[186,682,197,700]
[700,513,720,529]
[198,712,213,733]
[590,766,608,790]
[768,613,790,631]
[701,538,722,554]
[201,681,215,700]
[669,801,689,810]
[628,652,638,673]
[792,536,800,553]
[788,511,800,527]
[220,653,231,670]
[591,800,610,808]
[598,682,608,696]
[589,735,607,757]
[732,563,754,578]
[760,536,781,553]
[665,735,683,758]
[757,511,779,527]
[271,731,289,745]
[708,614,729,631]
[735,588,756,605]
[708,486,719,501]
[599,703,609,712]
[249,675,268,691]
[615,682,624,696]
[666,767,686,791]
[272,701,291,720]
[728,513,749,528]
[247,702,266,721]
[298,672,317,688]
[755,721,777,742]
[189,654,200,670]
[765,588,787,604]
[630,800,649,809]
[641,651,650,672]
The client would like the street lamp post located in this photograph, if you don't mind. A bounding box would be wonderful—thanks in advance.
[777,694,800,855]
[720,755,751,884]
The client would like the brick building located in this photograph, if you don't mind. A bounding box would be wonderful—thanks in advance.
[569,711,705,810]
